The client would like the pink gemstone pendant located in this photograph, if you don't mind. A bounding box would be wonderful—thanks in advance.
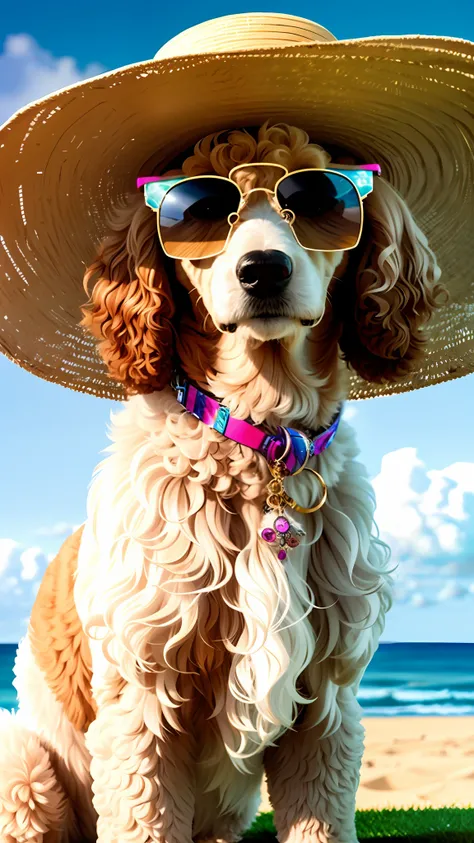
[274,516,290,533]
[287,535,300,548]
[260,503,305,562]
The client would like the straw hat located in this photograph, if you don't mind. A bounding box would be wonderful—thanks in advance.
[0,12,473,401]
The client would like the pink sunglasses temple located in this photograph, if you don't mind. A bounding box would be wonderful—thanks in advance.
[136,163,381,190]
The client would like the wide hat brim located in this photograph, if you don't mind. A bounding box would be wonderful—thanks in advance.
[0,32,473,400]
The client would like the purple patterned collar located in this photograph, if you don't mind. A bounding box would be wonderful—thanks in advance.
[172,375,342,475]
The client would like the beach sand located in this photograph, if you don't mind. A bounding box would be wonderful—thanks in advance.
[259,717,474,812]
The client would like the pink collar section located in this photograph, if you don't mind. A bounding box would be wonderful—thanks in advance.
[172,377,342,475]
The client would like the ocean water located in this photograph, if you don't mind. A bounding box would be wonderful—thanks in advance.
[1,642,474,717]
[1,643,19,711]
[357,642,474,717]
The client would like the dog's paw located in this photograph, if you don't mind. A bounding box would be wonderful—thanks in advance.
[0,711,67,843]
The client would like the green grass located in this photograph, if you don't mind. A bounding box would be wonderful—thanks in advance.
[242,808,474,842]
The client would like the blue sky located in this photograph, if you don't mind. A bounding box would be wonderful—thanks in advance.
[1,0,474,643]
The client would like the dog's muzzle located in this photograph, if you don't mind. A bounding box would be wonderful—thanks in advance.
[236,249,293,299]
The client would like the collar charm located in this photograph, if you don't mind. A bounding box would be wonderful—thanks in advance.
[172,375,340,563]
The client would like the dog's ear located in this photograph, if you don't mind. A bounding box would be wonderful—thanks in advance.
[80,199,175,394]
[335,178,448,384]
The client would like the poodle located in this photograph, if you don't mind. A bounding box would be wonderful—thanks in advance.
[0,122,445,843]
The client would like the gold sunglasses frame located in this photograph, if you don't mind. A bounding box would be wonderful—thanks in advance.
[151,161,375,261]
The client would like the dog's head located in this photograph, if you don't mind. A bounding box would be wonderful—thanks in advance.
[173,130,343,347]
[81,122,446,398]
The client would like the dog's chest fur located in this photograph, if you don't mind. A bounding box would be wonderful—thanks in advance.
[31,389,358,766]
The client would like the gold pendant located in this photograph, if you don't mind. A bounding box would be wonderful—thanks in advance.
[266,460,327,515]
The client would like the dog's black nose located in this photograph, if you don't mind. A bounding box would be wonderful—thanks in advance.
[236,250,293,298]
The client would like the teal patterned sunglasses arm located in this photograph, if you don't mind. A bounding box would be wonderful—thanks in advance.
[137,176,188,211]
[136,162,382,207]
[326,164,381,199]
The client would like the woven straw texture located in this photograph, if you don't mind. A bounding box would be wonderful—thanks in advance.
[0,13,473,401]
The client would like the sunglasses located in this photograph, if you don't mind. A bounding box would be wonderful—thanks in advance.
[137,161,381,261]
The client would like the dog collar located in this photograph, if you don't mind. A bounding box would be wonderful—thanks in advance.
[172,375,342,475]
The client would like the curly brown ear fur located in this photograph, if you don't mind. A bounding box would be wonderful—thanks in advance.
[335,178,448,384]
[80,198,175,394]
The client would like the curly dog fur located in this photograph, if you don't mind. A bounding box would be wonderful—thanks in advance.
[0,123,446,843]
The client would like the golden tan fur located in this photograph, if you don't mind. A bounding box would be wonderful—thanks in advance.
[29,527,97,732]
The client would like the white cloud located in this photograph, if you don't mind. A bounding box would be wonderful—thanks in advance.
[441,561,462,576]
[36,522,77,537]
[0,515,84,637]
[411,593,431,608]
[0,540,48,603]
[343,404,358,422]
[0,33,104,126]
[373,448,474,608]
[0,538,53,640]
[19,547,42,581]
[437,581,468,602]
[0,527,85,639]
[0,539,19,576]
[0,575,22,596]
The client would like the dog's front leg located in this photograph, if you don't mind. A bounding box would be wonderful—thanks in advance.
[264,687,363,843]
[86,680,195,843]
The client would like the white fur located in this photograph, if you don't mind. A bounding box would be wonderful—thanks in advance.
[75,390,318,765]
[4,168,393,843]
[74,389,390,754]
[180,197,343,342]
[13,635,97,840]
[4,392,391,842]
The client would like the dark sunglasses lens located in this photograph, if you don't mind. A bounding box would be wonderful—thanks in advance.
[276,171,362,250]
[158,178,241,259]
